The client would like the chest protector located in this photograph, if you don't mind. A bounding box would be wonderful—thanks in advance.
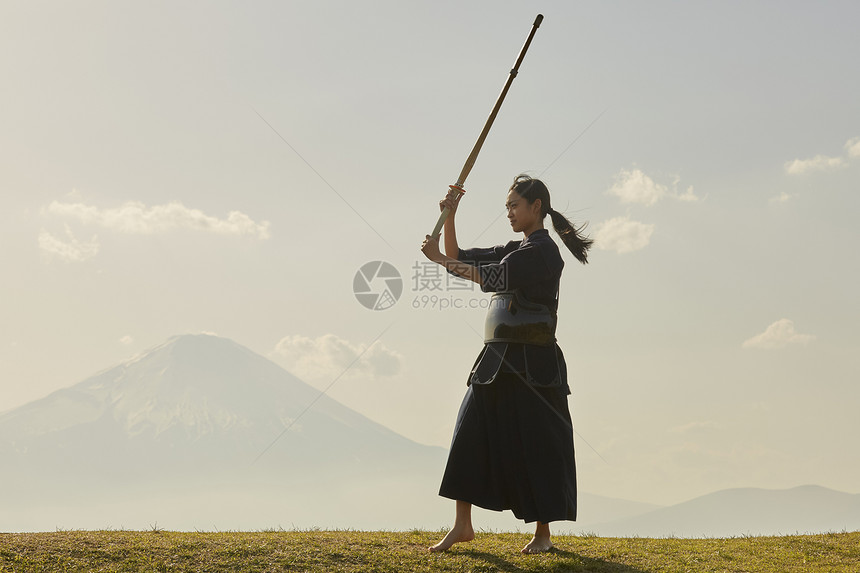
[484,291,557,347]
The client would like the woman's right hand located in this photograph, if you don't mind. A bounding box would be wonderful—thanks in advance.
[439,185,465,215]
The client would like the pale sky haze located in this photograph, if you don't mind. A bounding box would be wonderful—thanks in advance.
[1,1,858,507]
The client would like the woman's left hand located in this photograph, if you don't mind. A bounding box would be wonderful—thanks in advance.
[421,234,442,262]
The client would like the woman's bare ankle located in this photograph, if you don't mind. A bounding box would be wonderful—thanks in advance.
[428,522,475,552]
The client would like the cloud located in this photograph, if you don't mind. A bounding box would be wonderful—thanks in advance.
[272,334,402,381]
[607,169,700,205]
[784,155,847,175]
[742,319,815,350]
[593,216,654,254]
[845,137,860,158]
[46,200,270,239]
[119,335,134,345]
[38,225,100,262]
[608,169,668,206]
[677,185,699,202]
[785,137,860,175]
[769,192,795,204]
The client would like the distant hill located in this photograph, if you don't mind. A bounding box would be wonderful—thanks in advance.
[588,485,860,537]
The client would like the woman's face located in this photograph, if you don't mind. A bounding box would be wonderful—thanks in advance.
[505,188,542,235]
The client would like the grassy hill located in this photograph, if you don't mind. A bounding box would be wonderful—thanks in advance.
[1,530,858,572]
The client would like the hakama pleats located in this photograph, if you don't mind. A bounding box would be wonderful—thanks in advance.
[438,371,577,523]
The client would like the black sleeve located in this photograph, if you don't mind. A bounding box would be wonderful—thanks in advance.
[446,241,520,278]
[477,241,555,293]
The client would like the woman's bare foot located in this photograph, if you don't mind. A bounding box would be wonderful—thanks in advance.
[428,523,475,552]
[521,521,553,554]
[521,534,553,554]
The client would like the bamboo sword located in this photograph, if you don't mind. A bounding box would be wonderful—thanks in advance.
[430,14,544,239]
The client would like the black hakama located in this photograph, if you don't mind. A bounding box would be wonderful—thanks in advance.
[438,368,577,523]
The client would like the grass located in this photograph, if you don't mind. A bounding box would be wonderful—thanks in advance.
[1,529,858,572]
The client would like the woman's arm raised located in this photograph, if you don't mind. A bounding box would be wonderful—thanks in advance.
[421,234,482,287]
[441,185,463,259]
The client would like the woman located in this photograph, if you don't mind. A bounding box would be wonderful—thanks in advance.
[420,174,591,554]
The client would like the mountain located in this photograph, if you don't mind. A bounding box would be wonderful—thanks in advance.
[0,334,449,531]
[588,485,860,538]
[0,334,441,475]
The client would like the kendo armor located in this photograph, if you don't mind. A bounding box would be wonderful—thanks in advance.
[483,290,557,347]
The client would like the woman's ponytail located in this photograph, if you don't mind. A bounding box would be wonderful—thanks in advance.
[547,207,592,264]
[511,175,593,264]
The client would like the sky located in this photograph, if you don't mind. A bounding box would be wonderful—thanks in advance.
[1,0,858,507]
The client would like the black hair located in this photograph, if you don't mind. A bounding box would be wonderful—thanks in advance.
[510,174,593,264]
